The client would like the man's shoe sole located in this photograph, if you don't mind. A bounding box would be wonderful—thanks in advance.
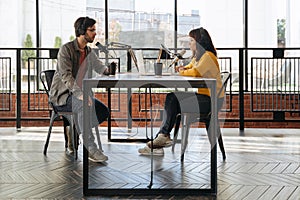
[88,156,108,163]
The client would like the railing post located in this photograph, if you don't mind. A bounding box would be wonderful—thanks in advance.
[16,49,21,130]
[239,48,244,133]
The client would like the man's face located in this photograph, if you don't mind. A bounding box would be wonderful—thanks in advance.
[84,24,97,43]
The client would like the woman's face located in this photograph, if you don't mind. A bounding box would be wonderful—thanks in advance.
[189,37,197,51]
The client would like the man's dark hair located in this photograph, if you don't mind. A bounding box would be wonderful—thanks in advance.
[74,16,96,37]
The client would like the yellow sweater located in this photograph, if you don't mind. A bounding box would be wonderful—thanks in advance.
[179,51,224,98]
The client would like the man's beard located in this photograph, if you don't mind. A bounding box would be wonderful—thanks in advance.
[84,34,94,43]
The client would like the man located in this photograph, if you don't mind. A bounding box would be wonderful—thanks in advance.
[49,16,110,162]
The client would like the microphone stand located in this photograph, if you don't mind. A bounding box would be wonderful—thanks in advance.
[108,42,139,72]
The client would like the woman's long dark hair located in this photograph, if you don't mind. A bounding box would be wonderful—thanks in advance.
[189,27,217,61]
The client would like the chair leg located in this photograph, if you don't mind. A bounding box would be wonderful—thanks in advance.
[71,115,78,160]
[205,121,226,161]
[172,114,181,153]
[217,130,226,161]
[95,126,103,151]
[43,112,57,155]
[63,120,69,150]
[180,114,191,162]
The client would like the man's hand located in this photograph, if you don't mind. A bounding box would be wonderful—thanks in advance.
[78,95,93,106]
[103,68,110,76]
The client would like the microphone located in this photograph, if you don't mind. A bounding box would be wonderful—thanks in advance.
[168,49,186,68]
[95,42,108,54]
[160,44,173,56]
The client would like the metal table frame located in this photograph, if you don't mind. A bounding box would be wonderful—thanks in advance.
[83,73,217,196]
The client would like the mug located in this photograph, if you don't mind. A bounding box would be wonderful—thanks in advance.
[154,62,163,77]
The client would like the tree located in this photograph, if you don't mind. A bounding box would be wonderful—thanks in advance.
[69,35,75,41]
[277,19,286,47]
[54,36,62,48]
[22,34,36,63]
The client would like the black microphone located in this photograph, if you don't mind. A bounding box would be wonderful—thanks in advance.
[168,49,186,68]
[160,44,173,56]
[95,42,108,54]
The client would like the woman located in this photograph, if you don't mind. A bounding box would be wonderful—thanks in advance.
[138,27,224,155]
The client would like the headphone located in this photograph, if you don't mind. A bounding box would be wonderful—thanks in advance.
[78,17,88,35]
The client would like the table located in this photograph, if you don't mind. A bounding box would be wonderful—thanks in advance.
[83,73,217,196]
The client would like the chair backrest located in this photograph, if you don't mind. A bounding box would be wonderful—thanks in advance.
[40,70,56,97]
[218,71,231,98]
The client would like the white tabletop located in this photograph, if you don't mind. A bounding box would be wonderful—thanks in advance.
[85,73,216,89]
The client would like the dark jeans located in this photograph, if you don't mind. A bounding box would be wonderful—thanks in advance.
[55,95,109,148]
[158,91,224,137]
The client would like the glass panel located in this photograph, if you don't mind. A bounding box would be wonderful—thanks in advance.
[287,0,300,48]
[177,0,243,49]
[249,0,286,48]
[40,1,90,48]
[0,0,36,48]
[0,0,36,93]
[107,0,174,72]
[108,0,174,48]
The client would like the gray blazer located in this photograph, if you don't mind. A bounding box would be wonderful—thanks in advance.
[49,39,107,106]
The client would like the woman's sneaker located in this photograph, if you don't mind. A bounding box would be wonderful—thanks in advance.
[138,146,164,156]
[88,149,108,163]
[147,133,173,148]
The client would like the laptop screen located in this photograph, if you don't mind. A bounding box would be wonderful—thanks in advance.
[128,49,140,72]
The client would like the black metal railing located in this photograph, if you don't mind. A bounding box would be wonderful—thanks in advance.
[0,47,299,132]
[251,57,300,112]
[0,57,11,111]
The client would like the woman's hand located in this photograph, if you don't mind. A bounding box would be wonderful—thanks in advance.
[175,65,185,72]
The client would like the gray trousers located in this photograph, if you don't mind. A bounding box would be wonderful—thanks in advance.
[55,95,109,149]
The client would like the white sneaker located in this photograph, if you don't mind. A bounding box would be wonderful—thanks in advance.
[147,133,173,148]
[88,149,108,163]
[138,146,164,156]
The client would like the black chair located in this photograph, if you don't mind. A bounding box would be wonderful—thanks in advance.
[172,71,231,162]
[40,70,103,159]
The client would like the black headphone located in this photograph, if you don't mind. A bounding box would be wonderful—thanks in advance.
[78,17,88,35]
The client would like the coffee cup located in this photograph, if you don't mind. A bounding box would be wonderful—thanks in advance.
[154,62,163,77]
[109,62,117,75]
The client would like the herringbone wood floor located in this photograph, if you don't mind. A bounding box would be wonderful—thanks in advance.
[0,127,299,200]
